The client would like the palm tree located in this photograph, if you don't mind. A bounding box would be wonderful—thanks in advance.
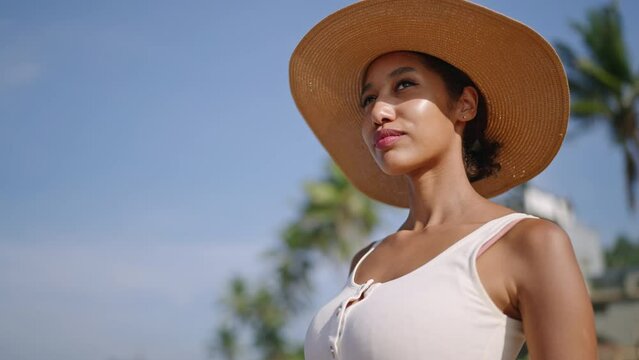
[211,161,379,360]
[555,0,638,210]
[269,161,378,310]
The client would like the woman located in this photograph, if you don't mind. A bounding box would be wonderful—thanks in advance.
[289,0,597,359]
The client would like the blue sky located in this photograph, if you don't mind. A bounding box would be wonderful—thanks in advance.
[1,1,638,359]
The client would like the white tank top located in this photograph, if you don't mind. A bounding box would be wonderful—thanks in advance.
[304,212,538,360]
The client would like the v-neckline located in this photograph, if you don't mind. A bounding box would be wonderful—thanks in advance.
[348,212,521,288]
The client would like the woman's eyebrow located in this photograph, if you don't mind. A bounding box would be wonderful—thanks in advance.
[361,67,417,97]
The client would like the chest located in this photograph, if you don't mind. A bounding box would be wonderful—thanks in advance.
[305,213,534,360]
[305,252,525,360]
[352,232,521,320]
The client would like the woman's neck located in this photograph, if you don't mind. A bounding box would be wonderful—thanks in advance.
[400,154,490,232]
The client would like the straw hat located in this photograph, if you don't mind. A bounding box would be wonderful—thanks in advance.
[289,0,569,208]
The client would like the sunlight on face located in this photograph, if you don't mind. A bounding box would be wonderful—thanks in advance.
[359,51,462,177]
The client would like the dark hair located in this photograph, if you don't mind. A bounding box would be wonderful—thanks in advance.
[409,51,502,182]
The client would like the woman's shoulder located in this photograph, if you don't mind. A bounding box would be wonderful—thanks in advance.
[505,216,572,256]
[502,216,579,288]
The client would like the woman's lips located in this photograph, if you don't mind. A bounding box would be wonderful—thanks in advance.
[374,128,405,150]
[375,135,403,149]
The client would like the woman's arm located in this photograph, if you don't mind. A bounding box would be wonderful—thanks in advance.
[510,219,598,360]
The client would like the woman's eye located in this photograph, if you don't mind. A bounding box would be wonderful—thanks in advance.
[397,80,416,90]
[361,95,376,108]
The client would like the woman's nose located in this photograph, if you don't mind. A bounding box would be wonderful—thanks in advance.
[371,100,395,125]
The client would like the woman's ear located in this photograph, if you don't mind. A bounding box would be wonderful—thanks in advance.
[456,86,479,123]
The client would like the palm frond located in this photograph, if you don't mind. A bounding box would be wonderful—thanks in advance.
[571,98,612,119]
[570,2,633,82]
[575,58,623,96]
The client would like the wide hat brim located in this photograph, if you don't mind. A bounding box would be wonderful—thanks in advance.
[289,0,569,208]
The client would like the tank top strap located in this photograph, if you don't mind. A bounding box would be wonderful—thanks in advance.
[473,212,539,258]
[347,239,382,286]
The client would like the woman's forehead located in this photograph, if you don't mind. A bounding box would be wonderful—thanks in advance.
[362,51,436,87]
[365,52,424,75]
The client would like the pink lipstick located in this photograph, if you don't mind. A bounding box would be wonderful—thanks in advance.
[374,128,405,150]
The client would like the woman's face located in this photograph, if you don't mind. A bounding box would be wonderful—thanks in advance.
[359,51,465,176]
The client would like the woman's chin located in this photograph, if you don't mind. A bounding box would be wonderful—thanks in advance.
[375,157,416,176]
